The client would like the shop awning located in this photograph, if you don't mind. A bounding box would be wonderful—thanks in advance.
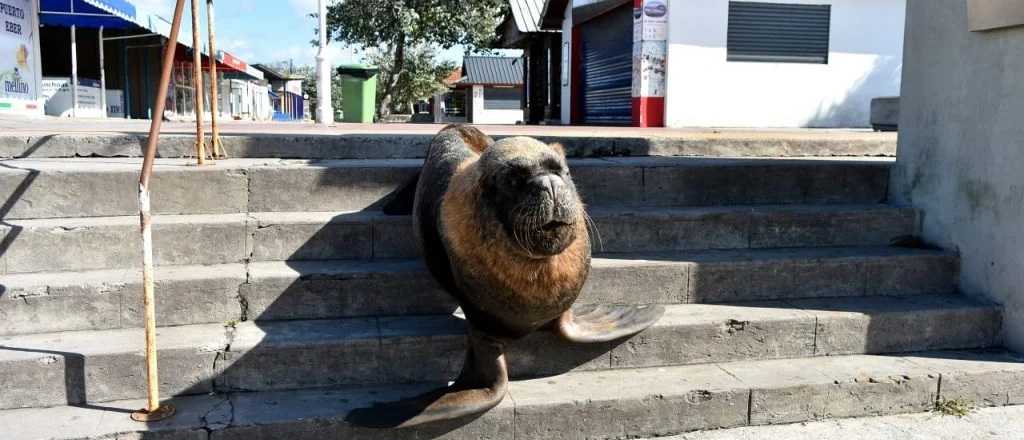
[39,0,138,29]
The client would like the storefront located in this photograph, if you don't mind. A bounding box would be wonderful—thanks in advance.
[534,0,905,128]
[167,50,268,121]
[0,0,44,116]
[34,0,265,120]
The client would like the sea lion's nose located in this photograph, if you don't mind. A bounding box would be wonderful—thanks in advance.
[532,174,563,200]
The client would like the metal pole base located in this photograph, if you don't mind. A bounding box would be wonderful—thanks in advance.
[194,140,212,165]
[211,136,226,159]
[131,404,176,422]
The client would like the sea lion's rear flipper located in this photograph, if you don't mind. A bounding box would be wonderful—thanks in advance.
[555,304,665,343]
[345,329,509,429]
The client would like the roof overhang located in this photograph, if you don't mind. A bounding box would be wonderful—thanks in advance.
[497,15,530,47]
[540,0,569,29]
[498,0,560,47]
[574,0,632,26]
[39,0,138,29]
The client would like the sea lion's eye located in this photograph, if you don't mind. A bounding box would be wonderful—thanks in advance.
[502,165,531,188]
[541,158,564,175]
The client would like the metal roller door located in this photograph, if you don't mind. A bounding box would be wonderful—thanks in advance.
[579,2,633,125]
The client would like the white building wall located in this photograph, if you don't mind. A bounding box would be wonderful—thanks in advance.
[664,0,905,128]
[469,85,524,125]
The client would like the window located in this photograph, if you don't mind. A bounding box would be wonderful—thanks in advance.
[444,90,466,117]
[727,1,831,64]
[483,87,522,110]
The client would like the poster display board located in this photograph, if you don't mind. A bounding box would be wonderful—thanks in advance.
[632,0,667,99]
[42,77,106,118]
[0,0,41,114]
[106,89,124,118]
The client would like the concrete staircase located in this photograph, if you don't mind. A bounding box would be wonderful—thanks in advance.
[1,147,1022,439]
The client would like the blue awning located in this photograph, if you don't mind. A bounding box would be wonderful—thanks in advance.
[40,0,138,29]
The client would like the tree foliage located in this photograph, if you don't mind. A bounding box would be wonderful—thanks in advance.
[366,46,456,114]
[325,0,505,116]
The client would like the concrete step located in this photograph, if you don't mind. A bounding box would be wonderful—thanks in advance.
[0,295,1000,410]
[0,205,918,274]
[3,349,1021,440]
[0,130,898,160]
[0,247,958,335]
[0,157,891,219]
[662,405,1024,440]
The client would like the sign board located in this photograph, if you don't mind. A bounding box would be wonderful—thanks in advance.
[218,50,248,72]
[41,77,105,118]
[106,89,124,118]
[0,0,40,112]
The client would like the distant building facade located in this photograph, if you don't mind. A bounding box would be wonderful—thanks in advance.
[504,0,906,128]
[434,56,524,125]
[1,0,268,120]
[253,63,307,122]
[498,0,561,124]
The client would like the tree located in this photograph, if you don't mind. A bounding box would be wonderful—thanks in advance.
[325,0,505,117]
[366,46,456,114]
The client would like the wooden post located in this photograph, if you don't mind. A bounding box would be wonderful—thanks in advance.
[206,0,225,158]
[131,0,187,423]
[191,0,208,164]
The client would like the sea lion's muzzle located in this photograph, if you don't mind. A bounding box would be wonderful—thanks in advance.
[531,173,564,202]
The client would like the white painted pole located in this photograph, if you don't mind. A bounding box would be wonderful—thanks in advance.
[99,26,107,118]
[315,0,333,125]
[70,24,79,118]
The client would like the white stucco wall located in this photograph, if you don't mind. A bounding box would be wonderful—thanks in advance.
[664,0,905,128]
[469,85,524,125]
[892,0,1024,352]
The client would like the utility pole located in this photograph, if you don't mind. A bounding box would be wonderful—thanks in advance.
[315,0,334,125]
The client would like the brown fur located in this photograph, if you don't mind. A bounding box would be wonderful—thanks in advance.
[443,124,493,154]
[440,153,590,328]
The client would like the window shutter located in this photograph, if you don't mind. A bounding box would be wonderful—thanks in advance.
[727,2,832,64]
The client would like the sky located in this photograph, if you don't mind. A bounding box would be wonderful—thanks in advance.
[131,0,519,68]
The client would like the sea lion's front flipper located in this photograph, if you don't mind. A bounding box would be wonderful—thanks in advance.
[555,304,666,343]
[345,329,508,429]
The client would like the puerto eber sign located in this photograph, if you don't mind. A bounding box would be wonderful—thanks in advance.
[0,0,38,108]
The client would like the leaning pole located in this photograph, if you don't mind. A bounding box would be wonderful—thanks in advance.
[131,0,187,423]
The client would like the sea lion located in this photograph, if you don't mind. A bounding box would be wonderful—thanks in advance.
[347,125,664,428]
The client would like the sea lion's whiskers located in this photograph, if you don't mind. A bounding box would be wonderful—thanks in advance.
[510,204,529,253]
[517,204,541,255]
[583,209,603,252]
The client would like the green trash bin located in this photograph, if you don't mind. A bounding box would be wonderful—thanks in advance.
[337,64,379,123]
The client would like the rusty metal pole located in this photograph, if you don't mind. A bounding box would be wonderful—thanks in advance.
[131,0,187,423]
[206,0,225,158]
[191,0,208,164]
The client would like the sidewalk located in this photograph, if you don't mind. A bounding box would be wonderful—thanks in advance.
[655,406,1024,440]
[0,115,894,141]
